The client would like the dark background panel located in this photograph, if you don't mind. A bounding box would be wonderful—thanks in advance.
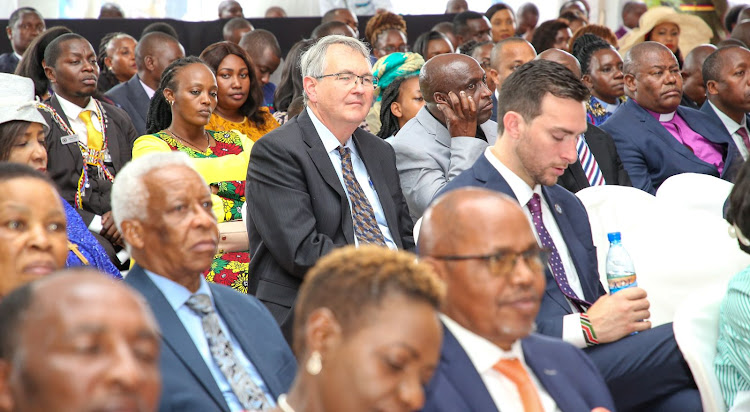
[0,14,451,57]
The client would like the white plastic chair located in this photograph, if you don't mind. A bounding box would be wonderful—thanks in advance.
[576,185,750,326]
[673,285,730,412]
[657,173,733,219]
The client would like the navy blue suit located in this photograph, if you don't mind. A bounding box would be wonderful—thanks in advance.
[421,327,615,412]
[700,101,750,152]
[105,74,151,137]
[124,265,296,412]
[437,155,700,412]
[600,99,741,195]
[0,53,19,73]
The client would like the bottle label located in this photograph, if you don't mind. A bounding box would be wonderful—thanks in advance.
[608,273,637,293]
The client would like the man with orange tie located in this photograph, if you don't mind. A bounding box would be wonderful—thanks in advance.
[40,33,138,266]
[418,187,614,412]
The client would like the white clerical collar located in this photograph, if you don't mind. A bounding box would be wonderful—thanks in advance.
[659,112,675,122]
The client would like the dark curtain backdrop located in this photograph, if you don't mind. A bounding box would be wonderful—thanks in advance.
[0,14,451,57]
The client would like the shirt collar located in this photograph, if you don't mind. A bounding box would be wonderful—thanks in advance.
[139,76,156,99]
[13,52,22,61]
[641,104,675,122]
[592,96,620,113]
[144,269,215,312]
[484,147,542,208]
[441,313,524,374]
[56,94,97,121]
[708,100,746,132]
[306,106,358,157]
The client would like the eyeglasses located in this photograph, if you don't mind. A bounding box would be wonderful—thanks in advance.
[430,247,550,277]
[381,44,410,54]
[315,72,379,89]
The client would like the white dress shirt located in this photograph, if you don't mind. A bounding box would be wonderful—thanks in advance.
[441,314,560,412]
[484,148,589,348]
[145,271,275,411]
[708,100,750,161]
[307,106,397,249]
[56,94,102,147]
[139,76,156,99]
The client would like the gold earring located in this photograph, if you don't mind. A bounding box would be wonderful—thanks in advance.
[306,351,322,375]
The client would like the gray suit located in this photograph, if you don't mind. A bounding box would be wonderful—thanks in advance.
[388,106,497,220]
[105,74,151,136]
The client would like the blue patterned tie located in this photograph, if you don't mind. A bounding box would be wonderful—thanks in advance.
[337,146,386,246]
[527,194,591,312]
[185,294,271,411]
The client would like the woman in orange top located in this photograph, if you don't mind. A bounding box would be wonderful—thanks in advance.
[200,41,279,141]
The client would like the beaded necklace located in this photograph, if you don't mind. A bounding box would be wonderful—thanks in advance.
[37,100,115,209]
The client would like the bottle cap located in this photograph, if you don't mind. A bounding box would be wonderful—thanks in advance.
[607,232,621,242]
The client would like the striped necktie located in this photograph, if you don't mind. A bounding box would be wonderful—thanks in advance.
[337,146,386,246]
[576,134,605,187]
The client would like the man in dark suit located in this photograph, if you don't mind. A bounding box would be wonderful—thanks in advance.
[246,35,414,339]
[536,48,632,193]
[601,42,742,195]
[488,38,536,122]
[105,32,184,136]
[439,60,701,411]
[701,45,750,162]
[418,188,615,412]
[680,45,716,110]
[40,33,138,265]
[1,7,44,73]
[113,152,296,412]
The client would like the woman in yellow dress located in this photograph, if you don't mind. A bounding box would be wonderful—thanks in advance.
[200,41,279,141]
[133,56,253,293]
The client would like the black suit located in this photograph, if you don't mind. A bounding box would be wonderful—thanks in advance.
[246,109,414,337]
[0,52,19,73]
[558,123,632,193]
[105,74,152,136]
[42,95,137,224]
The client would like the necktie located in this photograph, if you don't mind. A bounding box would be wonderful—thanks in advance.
[79,110,102,151]
[576,134,605,187]
[337,146,386,246]
[185,294,271,411]
[493,358,544,412]
[527,194,591,312]
[737,127,750,151]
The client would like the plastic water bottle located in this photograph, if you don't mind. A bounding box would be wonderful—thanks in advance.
[605,232,637,294]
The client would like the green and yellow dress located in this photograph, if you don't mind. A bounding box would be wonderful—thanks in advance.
[133,129,253,292]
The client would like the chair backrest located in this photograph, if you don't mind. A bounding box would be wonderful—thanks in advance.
[657,173,733,219]
[673,284,729,412]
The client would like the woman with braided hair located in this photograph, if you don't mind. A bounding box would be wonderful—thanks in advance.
[571,33,625,126]
[96,32,136,93]
[366,51,424,135]
[134,56,255,293]
[365,11,408,60]
[377,74,423,140]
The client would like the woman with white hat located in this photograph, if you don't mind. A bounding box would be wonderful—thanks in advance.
[0,73,121,278]
[618,6,713,67]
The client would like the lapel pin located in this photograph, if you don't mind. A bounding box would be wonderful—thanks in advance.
[554,204,563,214]
[544,369,558,376]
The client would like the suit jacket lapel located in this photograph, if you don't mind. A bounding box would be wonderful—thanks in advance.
[128,75,150,125]
[298,110,354,244]
[97,102,123,171]
[49,96,83,162]
[353,130,403,248]
[124,266,229,411]
[522,338,574,411]
[439,325,499,412]
[567,160,590,190]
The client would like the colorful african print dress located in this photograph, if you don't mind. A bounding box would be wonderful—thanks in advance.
[132,130,253,293]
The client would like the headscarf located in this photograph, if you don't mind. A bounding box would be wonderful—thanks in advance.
[367,52,425,135]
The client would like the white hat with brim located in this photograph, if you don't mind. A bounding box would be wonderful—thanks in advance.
[0,73,49,132]
[618,6,712,58]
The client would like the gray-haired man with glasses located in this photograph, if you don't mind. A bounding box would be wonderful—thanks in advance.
[418,187,615,412]
[245,35,415,342]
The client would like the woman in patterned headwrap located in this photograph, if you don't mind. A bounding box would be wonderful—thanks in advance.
[366,52,425,135]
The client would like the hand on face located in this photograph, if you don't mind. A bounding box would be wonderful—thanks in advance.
[437,90,479,137]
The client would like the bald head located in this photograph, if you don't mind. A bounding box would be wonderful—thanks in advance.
[732,21,750,50]
[135,32,185,89]
[623,41,676,76]
[419,188,523,257]
[420,53,482,104]
[681,44,716,105]
[218,0,243,18]
[537,48,581,78]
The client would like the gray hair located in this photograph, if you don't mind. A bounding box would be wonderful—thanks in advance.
[299,35,371,102]
[111,152,201,245]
